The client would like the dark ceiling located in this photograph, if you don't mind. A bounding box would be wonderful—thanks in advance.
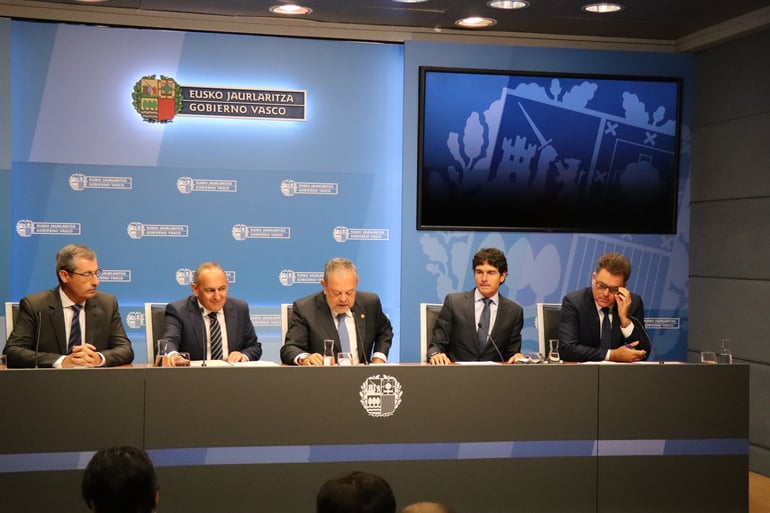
[12,0,770,41]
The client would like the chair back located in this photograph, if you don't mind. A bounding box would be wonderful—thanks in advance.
[536,302,562,356]
[280,303,293,345]
[144,302,168,364]
[4,302,20,340]
[419,303,443,362]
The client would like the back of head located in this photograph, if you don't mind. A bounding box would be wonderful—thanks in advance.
[82,446,159,513]
[317,470,396,513]
[401,502,457,513]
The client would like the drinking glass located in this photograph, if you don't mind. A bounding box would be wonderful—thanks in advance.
[717,338,733,364]
[154,339,169,367]
[700,351,717,364]
[337,352,353,366]
[528,352,543,364]
[548,339,561,363]
[323,339,335,366]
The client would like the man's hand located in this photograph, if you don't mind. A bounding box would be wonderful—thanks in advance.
[62,343,101,368]
[226,351,248,363]
[429,353,452,365]
[299,353,324,366]
[507,353,526,364]
[615,287,633,328]
[371,356,386,364]
[609,341,647,362]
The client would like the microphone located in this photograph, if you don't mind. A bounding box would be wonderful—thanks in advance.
[199,307,208,367]
[628,314,658,360]
[477,322,505,363]
[355,313,369,365]
[34,310,42,369]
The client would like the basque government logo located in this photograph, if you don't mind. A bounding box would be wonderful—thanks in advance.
[132,75,183,123]
[360,375,402,417]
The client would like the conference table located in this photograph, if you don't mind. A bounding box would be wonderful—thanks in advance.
[0,362,748,513]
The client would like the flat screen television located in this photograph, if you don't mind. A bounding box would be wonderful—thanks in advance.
[417,67,682,233]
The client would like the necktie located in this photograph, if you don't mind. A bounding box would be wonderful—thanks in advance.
[477,298,492,351]
[69,304,82,352]
[337,313,351,353]
[208,312,223,360]
[600,307,612,350]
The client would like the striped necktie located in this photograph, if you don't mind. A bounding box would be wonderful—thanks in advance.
[208,312,223,360]
[68,304,82,352]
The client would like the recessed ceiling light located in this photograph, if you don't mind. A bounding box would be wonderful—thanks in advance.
[455,17,497,28]
[486,0,529,9]
[582,2,625,14]
[269,4,313,15]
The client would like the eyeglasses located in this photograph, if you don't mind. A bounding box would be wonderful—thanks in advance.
[69,269,103,280]
[594,280,620,294]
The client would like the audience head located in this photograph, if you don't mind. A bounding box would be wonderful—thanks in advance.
[592,252,632,308]
[192,262,229,313]
[56,244,101,303]
[82,446,159,513]
[321,258,359,315]
[400,502,457,513]
[316,470,396,513]
[472,247,508,298]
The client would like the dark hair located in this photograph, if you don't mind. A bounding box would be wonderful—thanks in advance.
[595,252,632,282]
[56,244,96,284]
[472,248,508,275]
[317,471,396,513]
[82,446,159,513]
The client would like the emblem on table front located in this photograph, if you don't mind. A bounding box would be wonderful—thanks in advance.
[360,375,403,418]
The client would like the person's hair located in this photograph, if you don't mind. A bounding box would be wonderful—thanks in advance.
[81,446,159,513]
[56,244,96,283]
[595,252,632,282]
[193,262,226,284]
[316,470,396,513]
[324,258,358,282]
[472,248,508,275]
[400,502,457,513]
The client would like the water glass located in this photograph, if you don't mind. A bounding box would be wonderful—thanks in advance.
[528,352,544,364]
[700,351,717,364]
[717,338,733,364]
[154,339,169,367]
[548,339,561,363]
[337,352,353,366]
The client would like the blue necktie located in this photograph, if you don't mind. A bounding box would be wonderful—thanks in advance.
[208,312,223,360]
[69,304,82,352]
[337,313,351,353]
[600,307,612,350]
[477,298,492,351]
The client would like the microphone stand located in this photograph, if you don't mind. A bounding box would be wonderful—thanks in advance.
[477,322,505,363]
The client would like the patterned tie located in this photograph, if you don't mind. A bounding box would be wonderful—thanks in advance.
[208,312,223,360]
[600,307,612,350]
[477,298,492,351]
[337,313,351,353]
[69,304,82,352]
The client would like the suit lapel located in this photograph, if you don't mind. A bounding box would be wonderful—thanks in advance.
[351,304,366,352]
[50,289,67,354]
[315,294,338,345]
[465,291,481,357]
[223,301,238,350]
[188,297,207,357]
[84,297,103,347]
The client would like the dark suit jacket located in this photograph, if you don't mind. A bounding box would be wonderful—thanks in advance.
[280,290,393,364]
[3,287,134,368]
[427,290,523,362]
[558,287,651,362]
[162,295,262,361]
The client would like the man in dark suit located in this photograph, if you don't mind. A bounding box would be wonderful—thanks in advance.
[559,252,650,362]
[427,248,524,364]
[3,244,134,368]
[281,257,393,365]
[162,262,261,363]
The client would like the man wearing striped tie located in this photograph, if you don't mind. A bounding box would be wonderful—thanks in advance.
[163,262,262,364]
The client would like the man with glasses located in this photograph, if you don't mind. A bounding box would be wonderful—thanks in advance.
[3,244,134,368]
[559,252,650,362]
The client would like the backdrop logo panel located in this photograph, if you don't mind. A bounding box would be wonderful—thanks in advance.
[15,220,81,237]
[360,375,403,418]
[174,269,236,285]
[125,311,145,330]
[177,177,237,194]
[280,179,338,197]
[127,222,189,239]
[132,74,306,122]
[333,226,389,243]
[278,270,324,287]
[99,270,132,282]
[232,224,291,241]
[69,173,132,191]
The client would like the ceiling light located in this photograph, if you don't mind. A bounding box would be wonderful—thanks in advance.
[455,17,497,28]
[582,3,624,14]
[487,0,529,9]
[269,4,313,15]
